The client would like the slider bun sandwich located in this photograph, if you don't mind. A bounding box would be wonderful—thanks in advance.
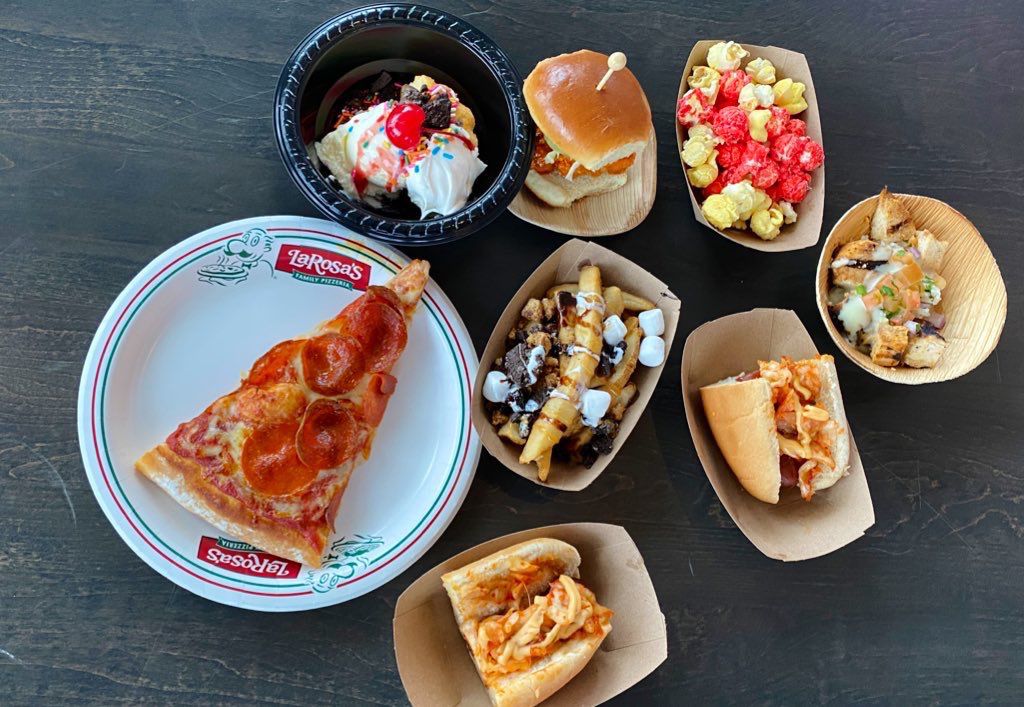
[700,355,850,504]
[524,50,653,208]
[442,538,612,707]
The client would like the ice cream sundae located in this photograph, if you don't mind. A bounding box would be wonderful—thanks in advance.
[314,72,487,219]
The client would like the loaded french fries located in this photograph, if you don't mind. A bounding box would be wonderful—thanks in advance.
[482,264,667,479]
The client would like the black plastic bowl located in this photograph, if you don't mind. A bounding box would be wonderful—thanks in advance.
[273,3,533,246]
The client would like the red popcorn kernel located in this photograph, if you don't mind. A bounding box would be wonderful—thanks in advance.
[703,172,728,196]
[718,70,751,105]
[722,166,748,185]
[752,161,780,189]
[741,139,770,165]
[771,133,804,165]
[728,140,770,182]
[766,106,790,139]
[712,106,749,144]
[777,168,811,203]
[677,88,711,126]
[716,142,744,168]
[797,138,824,171]
[787,118,807,136]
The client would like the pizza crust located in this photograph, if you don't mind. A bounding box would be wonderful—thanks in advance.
[135,444,328,567]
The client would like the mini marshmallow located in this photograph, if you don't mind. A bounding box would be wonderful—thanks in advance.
[603,314,628,346]
[579,388,612,428]
[638,336,665,367]
[638,308,664,337]
[482,370,511,403]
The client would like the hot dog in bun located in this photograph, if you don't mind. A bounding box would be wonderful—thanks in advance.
[441,538,612,707]
[700,355,851,504]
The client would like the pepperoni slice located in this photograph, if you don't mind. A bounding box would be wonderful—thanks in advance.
[339,301,407,373]
[301,332,365,395]
[362,373,397,427]
[328,286,403,328]
[364,285,403,314]
[241,420,317,496]
[245,340,303,386]
[296,399,363,470]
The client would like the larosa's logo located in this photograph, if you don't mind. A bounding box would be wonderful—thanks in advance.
[275,245,370,291]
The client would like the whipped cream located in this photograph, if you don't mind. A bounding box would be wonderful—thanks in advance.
[315,100,487,218]
[406,132,487,217]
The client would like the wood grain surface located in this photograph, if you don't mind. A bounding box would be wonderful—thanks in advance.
[1,1,1023,704]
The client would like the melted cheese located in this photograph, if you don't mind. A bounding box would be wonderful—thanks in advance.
[473,575,609,680]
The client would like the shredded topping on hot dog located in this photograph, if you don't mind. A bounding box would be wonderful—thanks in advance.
[473,575,612,681]
[758,356,841,500]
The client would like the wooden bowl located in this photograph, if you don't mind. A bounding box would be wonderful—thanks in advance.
[816,193,1007,384]
[507,134,657,237]
[676,40,824,252]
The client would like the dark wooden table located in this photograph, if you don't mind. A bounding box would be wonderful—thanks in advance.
[2,1,1022,704]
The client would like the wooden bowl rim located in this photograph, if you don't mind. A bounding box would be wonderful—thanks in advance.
[507,131,657,237]
[815,192,1007,384]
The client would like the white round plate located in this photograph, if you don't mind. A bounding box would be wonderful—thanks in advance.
[78,216,480,611]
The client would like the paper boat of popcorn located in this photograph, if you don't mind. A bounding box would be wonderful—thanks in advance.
[471,239,680,491]
[676,41,825,252]
[393,522,667,706]
[681,308,874,560]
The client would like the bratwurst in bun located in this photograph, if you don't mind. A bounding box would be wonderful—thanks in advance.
[524,50,653,208]
[441,538,612,707]
[700,355,851,504]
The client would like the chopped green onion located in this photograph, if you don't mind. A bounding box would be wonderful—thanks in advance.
[855,284,867,296]
[880,285,895,297]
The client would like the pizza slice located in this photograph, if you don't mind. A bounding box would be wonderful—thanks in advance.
[135,259,430,567]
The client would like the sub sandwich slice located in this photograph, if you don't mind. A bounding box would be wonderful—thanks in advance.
[700,355,851,504]
[441,538,612,707]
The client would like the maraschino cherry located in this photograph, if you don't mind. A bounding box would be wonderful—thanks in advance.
[385,104,426,150]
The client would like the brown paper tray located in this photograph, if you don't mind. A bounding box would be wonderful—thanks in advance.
[472,239,680,491]
[508,134,657,237]
[816,192,1007,384]
[676,40,825,252]
[394,522,667,706]
[681,308,874,560]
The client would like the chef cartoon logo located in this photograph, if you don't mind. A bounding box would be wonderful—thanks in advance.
[305,534,385,593]
[198,228,275,285]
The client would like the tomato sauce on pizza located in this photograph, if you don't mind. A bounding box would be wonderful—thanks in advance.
[135,261,430,567]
